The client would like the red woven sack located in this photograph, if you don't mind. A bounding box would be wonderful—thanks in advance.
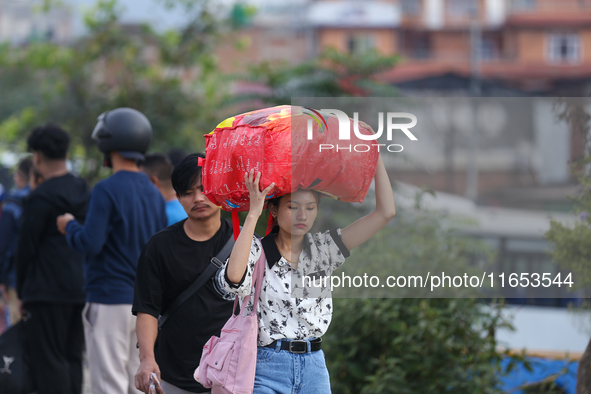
[200,105,378,212]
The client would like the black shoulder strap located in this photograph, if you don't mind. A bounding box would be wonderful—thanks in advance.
[158,234,235,330]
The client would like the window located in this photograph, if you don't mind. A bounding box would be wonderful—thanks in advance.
[402,0,420,15]
[45,28,54,41]
[447,0,476,17]
[509,0,536,12]
[402,32,432,59]
[547,33,581,64]
[481,37,499,61]
[347,34,375,55]
[472,235,581,308]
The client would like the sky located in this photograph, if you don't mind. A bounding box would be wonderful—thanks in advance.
[62,0,306,35]
[63,0,193,34]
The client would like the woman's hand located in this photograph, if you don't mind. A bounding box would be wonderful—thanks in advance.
[245,169,275,219]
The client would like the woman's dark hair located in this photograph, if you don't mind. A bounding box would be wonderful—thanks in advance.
[267,189,320,233]
[27,123,70,160]
[171,152,204,196]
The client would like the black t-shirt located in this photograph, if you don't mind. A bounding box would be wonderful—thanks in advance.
[132,218,234,392]
[16,173,88,304]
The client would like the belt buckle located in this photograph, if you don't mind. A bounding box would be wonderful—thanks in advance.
[288,340,307,354]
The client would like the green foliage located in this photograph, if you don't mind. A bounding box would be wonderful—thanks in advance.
[230,4,257,29]
[324,298,512,394]
[0,108,39,148]
[237,47,400,106]
[0,0,402,183]
[545,100,591,292]
[0,0,230,182]
[546,219,591,290]
[543,99,591,393]
[305,191,514,392]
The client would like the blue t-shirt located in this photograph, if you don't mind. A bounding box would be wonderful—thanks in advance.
[66,171,167,304]
[165,199,188,226]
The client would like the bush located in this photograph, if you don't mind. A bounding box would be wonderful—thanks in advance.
[324,298,511,394]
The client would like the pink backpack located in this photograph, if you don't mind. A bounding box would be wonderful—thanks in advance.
[194,249,266,394]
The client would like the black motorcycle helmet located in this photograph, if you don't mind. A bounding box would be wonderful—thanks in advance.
[91,108,152,167]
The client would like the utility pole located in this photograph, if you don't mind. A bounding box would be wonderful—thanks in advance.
[466,0,481,201]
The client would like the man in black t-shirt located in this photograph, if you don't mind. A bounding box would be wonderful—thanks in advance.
[16,124,89,394]
[132,153,234,394]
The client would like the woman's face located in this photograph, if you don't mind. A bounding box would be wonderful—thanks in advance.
[14,171,28,189]
[273,190,318,237]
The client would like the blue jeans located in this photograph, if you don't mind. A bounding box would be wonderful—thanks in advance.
[253,341,331,394]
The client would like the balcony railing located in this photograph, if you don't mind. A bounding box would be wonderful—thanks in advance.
[398,51,513,64]
[508,0,591,14]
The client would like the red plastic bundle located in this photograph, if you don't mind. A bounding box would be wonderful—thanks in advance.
[200,105,378,213]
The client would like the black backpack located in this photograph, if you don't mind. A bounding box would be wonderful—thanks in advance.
[0,320,35,394]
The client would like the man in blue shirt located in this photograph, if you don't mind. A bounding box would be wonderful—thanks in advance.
[57,108,167,394]
[139,153,188,226]
[0,157,32,327]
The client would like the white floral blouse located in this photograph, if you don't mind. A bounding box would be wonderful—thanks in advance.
[214,229,350,346]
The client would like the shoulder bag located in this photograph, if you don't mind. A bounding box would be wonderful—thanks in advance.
[194,248,266,394]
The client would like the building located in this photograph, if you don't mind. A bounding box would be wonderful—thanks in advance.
[215,3,309,74]
[0,0,73,45]
[307,0,400,57]
[301,0,591,96]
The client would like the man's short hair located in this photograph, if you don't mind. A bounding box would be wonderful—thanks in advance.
[17,157,33,181]
[141,153,173,183]
[171,153,204,196]
[27,124,70,160]
[168,148,187,167]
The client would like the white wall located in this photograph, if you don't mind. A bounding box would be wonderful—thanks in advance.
[534,99,571,185]
[424,0,444,30]
[497,305,590,355]
[485,0,506,27]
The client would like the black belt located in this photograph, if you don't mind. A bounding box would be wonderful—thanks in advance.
[264,338,322,353]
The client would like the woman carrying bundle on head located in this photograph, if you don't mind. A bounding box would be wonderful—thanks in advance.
[215,152,395,393]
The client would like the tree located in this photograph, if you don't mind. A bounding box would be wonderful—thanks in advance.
[325,298,511,394]
[0,0,231,182]
[235,47,400,106]
[545,98,591,394]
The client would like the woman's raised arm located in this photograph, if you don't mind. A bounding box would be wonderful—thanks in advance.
[340,155,396,251]
[226,170,274,284]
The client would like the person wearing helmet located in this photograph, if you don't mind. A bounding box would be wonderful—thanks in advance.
[57,108,167,394]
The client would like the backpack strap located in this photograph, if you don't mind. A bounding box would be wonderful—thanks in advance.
[158,234,235,330]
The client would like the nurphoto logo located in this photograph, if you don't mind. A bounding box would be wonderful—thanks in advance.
[305,108,418,153]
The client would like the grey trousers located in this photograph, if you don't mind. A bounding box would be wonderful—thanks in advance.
[161,379,210,394]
